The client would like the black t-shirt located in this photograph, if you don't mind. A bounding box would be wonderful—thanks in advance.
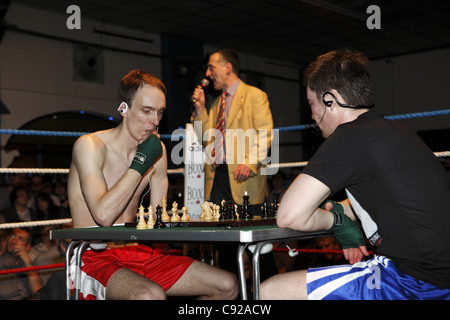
[303,111,450,288]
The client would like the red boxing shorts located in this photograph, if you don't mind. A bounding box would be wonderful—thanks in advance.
[70,244,195,300]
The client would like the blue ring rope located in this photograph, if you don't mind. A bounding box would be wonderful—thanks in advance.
[1,109,449,139]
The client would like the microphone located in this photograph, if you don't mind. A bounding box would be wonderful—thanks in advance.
[200,78,209,88]
[192,78,209,103]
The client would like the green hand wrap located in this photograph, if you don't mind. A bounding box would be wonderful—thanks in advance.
[322,200,366,249]
[130,134,163,176]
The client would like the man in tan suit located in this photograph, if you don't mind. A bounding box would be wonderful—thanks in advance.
[191,48,274,208]
[192,49,276,278]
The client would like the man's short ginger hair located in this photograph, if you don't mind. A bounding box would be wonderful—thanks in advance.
[117,70,167,108]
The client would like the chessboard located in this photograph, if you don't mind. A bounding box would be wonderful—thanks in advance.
[125,216,277,229]
[128,192,279,230]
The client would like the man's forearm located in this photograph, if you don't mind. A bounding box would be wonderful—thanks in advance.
[22,255,43,294]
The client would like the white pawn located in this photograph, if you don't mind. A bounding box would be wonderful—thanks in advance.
[136,205,147,230]
[213,204,221,220]
[147,205,155,229]
[181,206,190,222]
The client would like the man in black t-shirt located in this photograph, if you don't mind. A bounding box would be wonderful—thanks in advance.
[260,49,450,300]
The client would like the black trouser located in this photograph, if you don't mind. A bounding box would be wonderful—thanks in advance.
[209,164,278,284]
[209,164,264,215]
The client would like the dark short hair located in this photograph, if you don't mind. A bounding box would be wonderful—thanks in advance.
[303,48,374,107]
[9,187,27,205]
[11,227,33,246]
[213,48,240,74]
[117,70,167,107]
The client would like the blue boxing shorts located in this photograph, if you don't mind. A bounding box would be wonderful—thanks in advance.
[306,255,450,300]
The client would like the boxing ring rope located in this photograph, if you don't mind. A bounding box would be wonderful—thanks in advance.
[0,168,184,175]
[272,248,374,255]
[0,108,448,277]
[0,263,65,276]
[1,249,366,276]
[1,108,449,138]
[0,218,72,229]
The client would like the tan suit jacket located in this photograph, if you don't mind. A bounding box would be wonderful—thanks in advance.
[193,81,273,205]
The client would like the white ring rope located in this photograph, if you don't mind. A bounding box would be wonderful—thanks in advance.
[0,168,184,174]
[0,151,448,174]
[264,150,450,169]
[0,218,72,229]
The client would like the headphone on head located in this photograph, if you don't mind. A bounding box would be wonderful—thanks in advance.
[322,91,374,109]
[118,101,128,114]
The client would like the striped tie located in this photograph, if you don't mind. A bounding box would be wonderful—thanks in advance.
[214,91,226,164]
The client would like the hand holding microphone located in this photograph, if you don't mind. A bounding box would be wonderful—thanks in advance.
[191,78,209,111]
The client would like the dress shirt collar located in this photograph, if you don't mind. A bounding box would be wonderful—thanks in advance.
[224,79,240,97]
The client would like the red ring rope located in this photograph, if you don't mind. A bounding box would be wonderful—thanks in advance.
[0,263,65,276]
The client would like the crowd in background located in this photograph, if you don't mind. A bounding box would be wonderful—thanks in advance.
[0,173,71,300]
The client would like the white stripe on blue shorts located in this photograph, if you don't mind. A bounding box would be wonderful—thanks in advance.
[306,255,450,300]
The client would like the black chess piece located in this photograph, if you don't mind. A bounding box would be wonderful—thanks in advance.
[261,202,269,219]
[154,205,164,229]
[220,200,226,221]
[228,200,236,220]
[242,190,251,220]
[272,194,279,217]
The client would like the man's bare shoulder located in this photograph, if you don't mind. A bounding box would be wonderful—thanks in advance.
[73,130,111,159]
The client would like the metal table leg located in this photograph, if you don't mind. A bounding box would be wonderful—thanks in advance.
[65,241,78,300]
[252,241,269,300]
[200,243,216,266]
[74,241,89,300]
[237,244,248,300]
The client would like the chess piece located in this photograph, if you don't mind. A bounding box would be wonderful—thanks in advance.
[181,206,190,222]
[213,204,221,220]
[171,201,180,222]
[220,200,226,221]
[204,201,213,221]
[242,190,251,220]
[228,200,236,220]
[136,205,147,230]
[200,202,206,220]
[261,201,269,219]
[147,205,155,229]
[154,205,164,229]
[272,193,279,217]
[161,196,170,222]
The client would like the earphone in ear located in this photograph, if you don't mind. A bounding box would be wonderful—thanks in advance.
[322,91,375,109]
[323,97,333,107]
[118,101,129,114]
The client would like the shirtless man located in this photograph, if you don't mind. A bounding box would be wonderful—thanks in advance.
[68,70,238,300]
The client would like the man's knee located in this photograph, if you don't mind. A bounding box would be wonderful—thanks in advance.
[260,270,309,300]
[215,271,239,299]
[134,283,166,300]
[259,278,272,300]
[106,268,166,300]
